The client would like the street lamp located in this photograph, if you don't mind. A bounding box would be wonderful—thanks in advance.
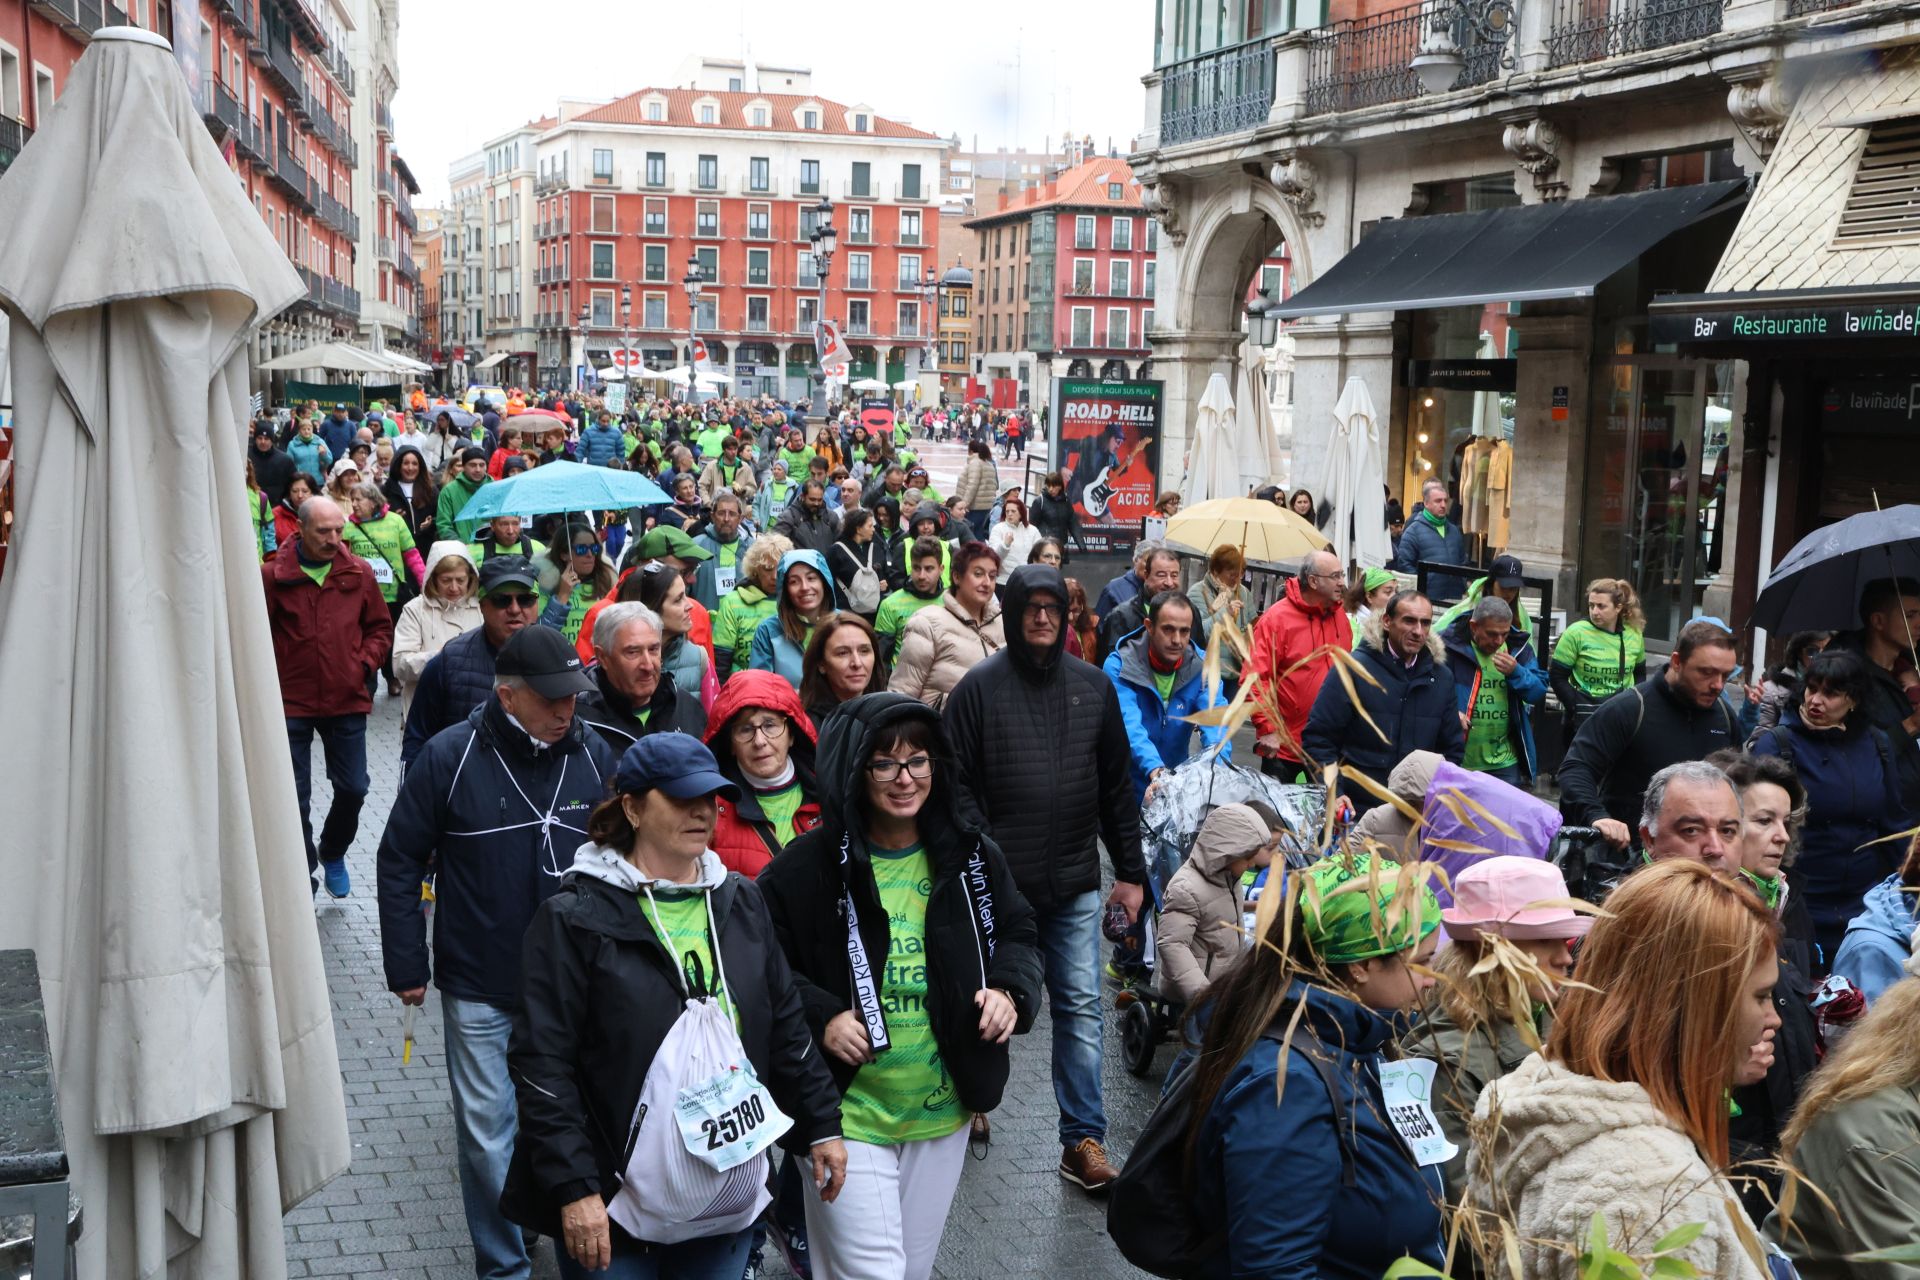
[921,267,945,396]
[576,301,590,391]
[1245,286,1281,347]
[682,252,704,403]
[808,197,836,419]
[1409,0,1516,95]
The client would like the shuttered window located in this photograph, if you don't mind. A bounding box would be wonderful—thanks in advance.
[1836,118,1920,245]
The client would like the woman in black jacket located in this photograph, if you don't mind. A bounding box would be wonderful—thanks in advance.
[381,444,438,548]
[1030,471,1084,561]
[758,693,1041,1280]
[824,507,886,621]
[502,735,847,1280]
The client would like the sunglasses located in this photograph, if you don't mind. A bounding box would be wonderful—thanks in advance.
[571,544,599,556]
[487,592,539,608]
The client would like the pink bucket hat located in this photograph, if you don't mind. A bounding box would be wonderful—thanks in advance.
[1441,855,1592,942]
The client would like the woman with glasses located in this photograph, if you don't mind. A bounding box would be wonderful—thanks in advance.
[758,693,1041,1280]
[704,670,824,879]
[800,613,888,730]
[538,522,617,648]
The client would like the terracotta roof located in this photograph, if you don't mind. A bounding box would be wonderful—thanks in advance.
[570,88,941,141]
[962,157,1145,228]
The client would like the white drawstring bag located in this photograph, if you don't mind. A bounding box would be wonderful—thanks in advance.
[605,892,792,1245]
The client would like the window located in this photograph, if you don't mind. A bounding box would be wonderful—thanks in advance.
[696,201,719,237]
[853,113,869,133]
[1112,217,1133,251]
[697,155,719,191]
[748,204,770,239]
[799,203,822,241]
[899,253,921,288]
[1109,260,1131,297]
[1070,306,1093,346]
[644,198,667,235]
[799,251,819,287]
[747,248,769,285]
[34,66,53,121]
[990,316,999,349]
[747,296,770,331]
[645,152,666,187]
[899,209,921,245]
[591,195,614,233]
[643,293,666,327]
[851,162,871,198]
[901,164,921,200]
[847,252,871,289]
[646,100,664,121]
[803,109,819,129]
[849,208,871,244]
[1108,182,1124,200]
[1144,259,1157,300]
[695,298,718,330]
[1072,259,1094,295]
[752,105,768,127]
[1075,216,1096,250]
[897,301,920,337]
[592,148,613,182]
[848,299,871,334]
[728,77,743,92]
[951,292,968,317]
[798,295,818,328]
[590,288,614,327]
[1142,308,1154,336]
[590,241,615,279]
[799,159,820,195]
[643,244,666,281]
[1107,309,1130,348]
[695,246,718,281]
[749,157,770,192]
[1146,219,1160,251]
[700,104,717,124]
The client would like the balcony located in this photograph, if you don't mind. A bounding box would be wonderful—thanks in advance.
[898,230,924,247]
[375,100,393,136]
[377,235,395,261]
[1545,0,1724,66]
[376,170,396,202]
[588,166,621,188]
[313,42,352,96]
[692,171,725,194]
[643,218,668,237]
[895,179,928,203]
[214,0,255,38]
[396,188,417,230]
[203,78,242,138]
[0,116,28,175]
[325,278,361,316]
[398,255,420,282]
[536,173,567,195]
[1305,2,1503,113]
[846,274,873,292]
[272,149,313,208]
[234,115,264,162]
[846,320,873,337]
[263,38,308,115]
[896,276,926,292]
[641,170,675,191]
[1159,39,1276,145]
[745,175,780,196]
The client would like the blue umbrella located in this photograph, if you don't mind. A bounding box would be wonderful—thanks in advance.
[457,460,670,521]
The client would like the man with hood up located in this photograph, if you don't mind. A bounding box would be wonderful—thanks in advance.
[943,563,1148,1193]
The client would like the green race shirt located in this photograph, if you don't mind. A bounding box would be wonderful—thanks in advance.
[840,845,965,1145]
[559,583,603,646]
[641,889,735,1028]
[344,512,418,603]
[697,426,731,458]
[754,782,805,847]
[299,559,331,587]
[874,588,942,647]
[1463,649,1518,772]
[1151,668,1177,704]
[1551,621,1645,700]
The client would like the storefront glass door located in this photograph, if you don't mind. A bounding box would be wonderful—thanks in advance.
[1582,357,1734,644]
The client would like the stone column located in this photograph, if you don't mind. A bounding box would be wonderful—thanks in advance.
[774,341,793,400]
[1502,304,1594,607]
[1287,316,1395,498]
[875,344,894,386]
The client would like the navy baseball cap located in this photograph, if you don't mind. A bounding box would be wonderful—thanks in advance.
[613,735,741,801]
[1489,555,1525,588]
[479,555,539,595]
[496,625,594,699]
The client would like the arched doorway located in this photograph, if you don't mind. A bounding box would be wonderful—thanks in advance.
[1099,358,1129,380]
[1066,358,1093,378]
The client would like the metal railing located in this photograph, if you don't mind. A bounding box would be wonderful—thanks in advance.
[1159,39,1276,144]
[396,188,417,229]
[847,275,873,291]
[589,166,621,187]
[377,170,396,200]
[376,235,395,261]
[266,38,306,111]
[1305,1,1504,113]
[274,148,312,206]
[535,173,567,195]
[1546,0,1724,66]
[214,0,253,35]
[375,100,393,135]
[0,116,28,174]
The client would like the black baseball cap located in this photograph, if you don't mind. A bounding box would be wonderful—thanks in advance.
[479,555,539,595]
[496,625,594,698]
[1489,555,1525,588]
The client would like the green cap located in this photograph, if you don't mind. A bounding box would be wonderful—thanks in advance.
[632,525,712,562]
[1293,852,1440,965]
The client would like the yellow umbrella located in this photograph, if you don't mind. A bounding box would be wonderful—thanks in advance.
[1166,496,1330,564]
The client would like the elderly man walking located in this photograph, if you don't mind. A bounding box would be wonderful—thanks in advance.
[262,495,392,896]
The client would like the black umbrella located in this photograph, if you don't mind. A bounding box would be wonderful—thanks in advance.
[1750,504,1920,632]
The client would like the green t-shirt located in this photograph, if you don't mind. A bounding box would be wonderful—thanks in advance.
[642,890,735,1027]
[1551,620,1645,700]
[697,426,731,458]
[779,447,813,475]
[874,588,942,645]
[558,583,603,646]
[299,559,331,587]
[840,845,965,1145]
[718,540,739,570]
[1463,649,1518,772]
[755,782,805,847]
[1151,668,1177,704]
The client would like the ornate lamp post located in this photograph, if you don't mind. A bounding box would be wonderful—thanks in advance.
[808,196,837,419]
[681,253,704,403]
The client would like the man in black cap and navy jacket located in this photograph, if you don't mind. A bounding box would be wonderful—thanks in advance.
[377,625,619,1280]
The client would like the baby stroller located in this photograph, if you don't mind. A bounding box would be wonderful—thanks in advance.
[1111,758,1327,1078]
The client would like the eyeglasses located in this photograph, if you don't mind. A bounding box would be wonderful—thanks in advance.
[488,592,538,609]
[730,717,790,744]
[1023,601,1063,619]
[865,754,934,781]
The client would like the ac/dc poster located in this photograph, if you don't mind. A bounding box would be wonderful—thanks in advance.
[1048,379,1163,552]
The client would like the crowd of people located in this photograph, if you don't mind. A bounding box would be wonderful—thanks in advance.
[254,384,1920,1280]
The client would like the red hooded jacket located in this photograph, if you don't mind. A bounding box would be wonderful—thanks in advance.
[261,539,394,718]
[1246,576,1351,763]
[704,671,823,878]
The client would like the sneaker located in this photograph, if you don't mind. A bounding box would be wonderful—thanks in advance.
[1059,1138,1119,1192]
[322,858,351,898]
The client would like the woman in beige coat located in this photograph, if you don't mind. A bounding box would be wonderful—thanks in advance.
[888,542,1005,709]
[1155,804,1272,1005]
[952,441,1000,540]
[391,541,482,713]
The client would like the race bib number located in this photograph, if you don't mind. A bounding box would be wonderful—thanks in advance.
[1378,1058,1457,1168]
[715,565,738,596]
[366,556,394,585]
[674,1063,792,1172]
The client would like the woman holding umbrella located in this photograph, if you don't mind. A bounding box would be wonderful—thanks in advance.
[538,522,617,648]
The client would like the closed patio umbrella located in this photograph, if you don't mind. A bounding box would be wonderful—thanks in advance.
[1183,371,1240,504]
[0,27,349,1277]
[1324,376,1393,570]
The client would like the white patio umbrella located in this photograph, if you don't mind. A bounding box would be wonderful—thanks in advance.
[0,27,349,1277]
[599,366,627,381]
[1323,375,1393,570]
[1235,336,1288,494]
[382,350,434,375]
[255,339,397,374]
[890,379,919,391]
[849,376,891,392]
[1183,371,1241,503]
[694,369,731,388]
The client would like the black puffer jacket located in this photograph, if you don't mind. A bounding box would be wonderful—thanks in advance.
[500,852,842,1240]
[574,665,707,749]
[942,565,1147,912]
[400,624,503,766]
[757,694,1043,1113]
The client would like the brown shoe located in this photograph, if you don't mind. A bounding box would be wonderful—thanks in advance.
[1059,1138,1118,1191]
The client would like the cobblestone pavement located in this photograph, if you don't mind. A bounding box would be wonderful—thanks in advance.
[286,672,1162,1279]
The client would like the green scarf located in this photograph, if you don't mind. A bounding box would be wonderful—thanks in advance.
[1738,868,1783,912]
[1419,506,1449,533]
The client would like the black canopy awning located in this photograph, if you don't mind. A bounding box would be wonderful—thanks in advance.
[1273,180,1747,319]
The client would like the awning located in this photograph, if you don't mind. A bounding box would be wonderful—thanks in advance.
[472,352,508,370]
[1273,180,1747,319]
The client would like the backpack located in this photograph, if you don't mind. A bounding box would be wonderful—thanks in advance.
[845,542,884,614]
[1107,1019,1356,1278]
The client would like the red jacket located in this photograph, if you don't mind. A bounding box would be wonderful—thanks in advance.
[1247,577,1350,763]
[261,540,394,718]
[703,671,822,878]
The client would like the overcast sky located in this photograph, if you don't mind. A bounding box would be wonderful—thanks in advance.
[394,0,1155,205]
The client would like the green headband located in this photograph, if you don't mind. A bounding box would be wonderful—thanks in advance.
[1362,568,1396,593]
[1293,852,1441,965]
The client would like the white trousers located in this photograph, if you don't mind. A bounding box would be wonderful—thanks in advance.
[800,1123,970,1280]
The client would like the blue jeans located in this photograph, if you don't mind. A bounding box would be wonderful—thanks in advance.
[555,1229,752,1280]
[285,714,368,876]
[445,995,530,1280]
[1033,891,1106,1146]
